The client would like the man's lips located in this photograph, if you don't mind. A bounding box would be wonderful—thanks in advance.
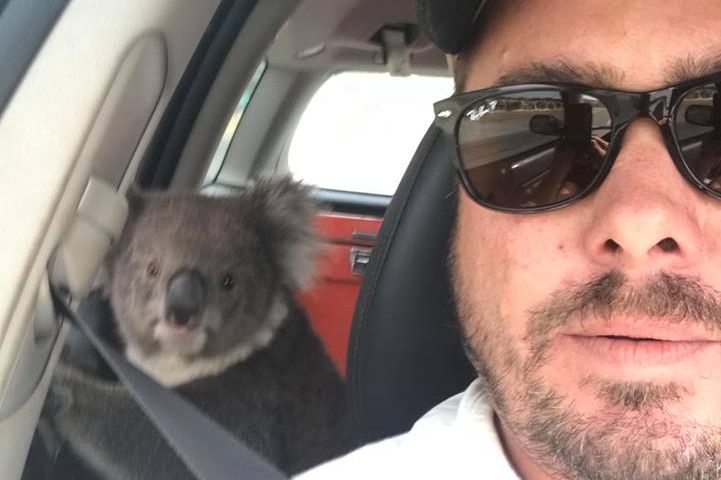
[558,321,721,367]
[563,336,716,366]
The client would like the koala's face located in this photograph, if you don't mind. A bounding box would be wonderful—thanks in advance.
[108,181,317,362]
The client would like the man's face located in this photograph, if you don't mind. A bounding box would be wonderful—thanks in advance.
[453,2,721,479]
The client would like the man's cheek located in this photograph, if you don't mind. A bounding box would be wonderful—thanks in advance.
[495,240,566,321]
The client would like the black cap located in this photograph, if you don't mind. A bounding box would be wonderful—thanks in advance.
[416,0,486,54]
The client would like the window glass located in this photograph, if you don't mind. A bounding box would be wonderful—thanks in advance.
[288,72,453,196]
[0,0,69,117]
[204,61,266,185]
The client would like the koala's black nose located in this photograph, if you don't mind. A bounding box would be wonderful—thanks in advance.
[166,269,206,328]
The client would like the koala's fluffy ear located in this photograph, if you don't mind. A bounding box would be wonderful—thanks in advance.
[125,186,148,220]
[112,186,151,252]
[96,187,150,295]
[250,177,321,291]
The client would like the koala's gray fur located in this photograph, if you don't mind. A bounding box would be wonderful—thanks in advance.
[47,178,356,479]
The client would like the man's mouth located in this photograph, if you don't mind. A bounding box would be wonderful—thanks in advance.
[561,323,721,367]
[553,319,721,367]
[563,334,717,366]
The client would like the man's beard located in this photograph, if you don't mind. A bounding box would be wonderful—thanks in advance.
[452,266,721,480]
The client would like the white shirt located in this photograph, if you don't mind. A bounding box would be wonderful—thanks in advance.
[295,379,520,479]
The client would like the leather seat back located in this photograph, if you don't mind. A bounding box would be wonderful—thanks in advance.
[347,126,476,444]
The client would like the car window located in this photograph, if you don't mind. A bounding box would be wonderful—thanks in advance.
[204,61,266,185]
[287,71,452,196]
[0,0,70,117]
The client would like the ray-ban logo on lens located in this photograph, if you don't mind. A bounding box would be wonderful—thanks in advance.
[466,100,498,121]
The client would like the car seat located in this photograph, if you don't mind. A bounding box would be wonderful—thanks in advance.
[346,125,476,445]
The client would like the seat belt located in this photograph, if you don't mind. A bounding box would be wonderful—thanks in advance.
[49,285,288,480]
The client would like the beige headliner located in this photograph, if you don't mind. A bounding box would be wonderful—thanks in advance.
[268,0,448,75]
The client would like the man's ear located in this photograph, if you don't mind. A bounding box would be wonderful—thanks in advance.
[250,177,322,291]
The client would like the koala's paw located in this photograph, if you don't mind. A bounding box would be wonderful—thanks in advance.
[47,362,128,430]
[44,362,83,416]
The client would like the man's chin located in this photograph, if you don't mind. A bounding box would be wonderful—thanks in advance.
[534,342,715,419]
[539,370,703,443]
[501,378,721,480]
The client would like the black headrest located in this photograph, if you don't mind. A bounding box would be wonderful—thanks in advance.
[416,0,486,54]
[347,125,476,445]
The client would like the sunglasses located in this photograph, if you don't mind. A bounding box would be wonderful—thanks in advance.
[433,72,721,213]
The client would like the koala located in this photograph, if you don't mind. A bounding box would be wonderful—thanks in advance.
[47,178,356,480]
[109,178,321,387]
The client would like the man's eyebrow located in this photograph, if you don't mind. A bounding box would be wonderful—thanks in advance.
[666,53,721,84]
[496,54,721,90]
[496,60,625,88]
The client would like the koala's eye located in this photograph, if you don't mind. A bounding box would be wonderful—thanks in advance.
[146,262,160,278]
[221,274,235,291]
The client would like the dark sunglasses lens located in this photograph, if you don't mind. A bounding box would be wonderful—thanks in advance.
[457,91,612,209]
[675,83,721,193]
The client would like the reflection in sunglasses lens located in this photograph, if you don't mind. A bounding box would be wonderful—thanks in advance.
[458,90,611,209]
[675,83,721,192]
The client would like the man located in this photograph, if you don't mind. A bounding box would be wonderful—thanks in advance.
[298,1,721,479]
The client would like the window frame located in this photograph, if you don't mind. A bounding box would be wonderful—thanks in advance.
[206,66,452,214]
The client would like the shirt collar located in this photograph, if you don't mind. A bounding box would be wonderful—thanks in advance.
[453,379,520,478]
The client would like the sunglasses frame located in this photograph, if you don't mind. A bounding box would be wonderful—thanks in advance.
[433,71,721,213]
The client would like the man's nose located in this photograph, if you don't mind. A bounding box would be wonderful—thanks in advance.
[582,119,706,271]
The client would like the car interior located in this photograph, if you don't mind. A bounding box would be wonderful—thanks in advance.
[0,0,475,478]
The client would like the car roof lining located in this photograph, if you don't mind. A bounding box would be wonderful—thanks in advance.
[267,0,447,75]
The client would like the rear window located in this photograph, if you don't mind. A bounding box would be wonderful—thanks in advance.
[288,72,453,196]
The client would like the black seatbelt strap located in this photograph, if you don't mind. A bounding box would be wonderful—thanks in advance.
[49,285,288,480]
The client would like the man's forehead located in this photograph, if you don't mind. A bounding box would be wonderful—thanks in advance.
[465,0,721,91]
